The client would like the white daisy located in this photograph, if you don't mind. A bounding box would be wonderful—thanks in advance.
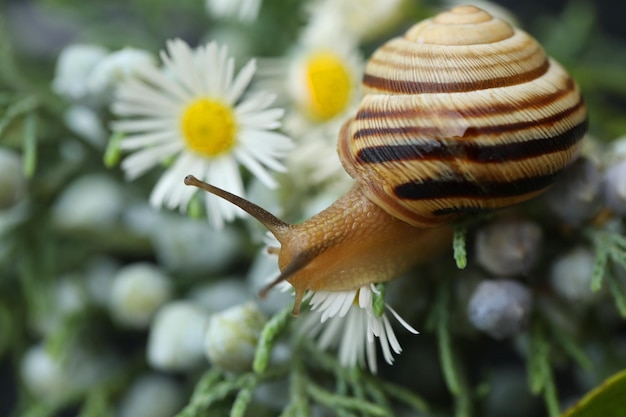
[256,36,362,190]
[111,39,292,228]
[206,0,262,22]
[301,284,418,374]
[284,39,362,130]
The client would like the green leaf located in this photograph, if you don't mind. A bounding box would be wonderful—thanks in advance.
[372,283,386,317]
[606,267,626,318]
[590,242,608,292]
[253,305,292,374]
[561,369,626,417]
[453,226,467,269]
[22,112,37,177]
[103,131,124,168]
[527,320,561,417]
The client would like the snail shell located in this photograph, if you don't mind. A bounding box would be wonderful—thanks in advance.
[186,6,587,315]
[339,5,587,228]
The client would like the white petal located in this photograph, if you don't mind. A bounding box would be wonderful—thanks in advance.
[121,142,182,180]
[118,130,178,150]
[317,313,344,349]
[383,314,403,355]
[226,59,256,104]
[378,322,394,365]
[320,291,352,322]
[163,153,198,210]
[113,80,181,116]
[134,61,190,103]
[234,147,277,188]
[386,304,419,334]
[202,156,245,228]
[112,118,177,133]
[150,163,182,209]
[365,338,378,373]
[236,92,278,115]
[163,39,202,96]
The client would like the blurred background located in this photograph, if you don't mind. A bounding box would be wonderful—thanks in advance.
[1,0,626,416]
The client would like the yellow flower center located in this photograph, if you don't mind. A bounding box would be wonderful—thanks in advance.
[180,98,237,157]
[304,51,353,121]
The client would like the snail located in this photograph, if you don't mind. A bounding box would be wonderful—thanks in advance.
[185,5,587,315]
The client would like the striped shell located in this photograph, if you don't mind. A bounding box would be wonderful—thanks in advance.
[338,5,587,228]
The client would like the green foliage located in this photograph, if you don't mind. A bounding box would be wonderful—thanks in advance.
[561,368,626,417]
[178,313,431,417]
[426,279,472,417]
[587,229,626,318]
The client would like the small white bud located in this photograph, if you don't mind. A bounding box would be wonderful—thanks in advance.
[52,44,108,100]
[545,157,602,225]
[468,279,533,339]
[550,247,600,303]
[118,374,185,417]
[147,301,209,371]
[20,344,70,403]
[64,105,107,146]
[21,344,119,403]
[110,263,172,328]
[52,174,125,229]
[87,47,155,97]
[603,159,626,216]
[475,219,543,276]
[204,302,267,372]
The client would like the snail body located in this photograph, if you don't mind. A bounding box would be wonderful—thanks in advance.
[186,6,587,315]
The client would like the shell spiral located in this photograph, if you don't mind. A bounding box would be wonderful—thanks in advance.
[338,5,587,228]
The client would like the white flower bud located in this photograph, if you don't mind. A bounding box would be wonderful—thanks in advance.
[0,148,27,210]
[468,279,533,339]
[204,302,267,372]
[118,374,185,417]
[110,263,172,328]
[188,279,251,314]
[603,159,626,216]
[52,174,125,229]
[147,301,209,371]
[475,219,543,276]
[545,157,602,225]
[550,247,599,303]
[21,344,70,402]
[21,344,119,403]
[64,105,107,146]
[87,47,155,97]
[52,44,108,100]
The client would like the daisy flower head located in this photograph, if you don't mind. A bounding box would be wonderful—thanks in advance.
[111,39,292,229]
[284,38,362,130]
[302,284,418,374]
[258,36,362,189]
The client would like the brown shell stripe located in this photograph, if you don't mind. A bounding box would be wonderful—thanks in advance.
[355,115,587,164]
[354,77,578,129]
[363,59,550,94]
[394,166,560,202]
